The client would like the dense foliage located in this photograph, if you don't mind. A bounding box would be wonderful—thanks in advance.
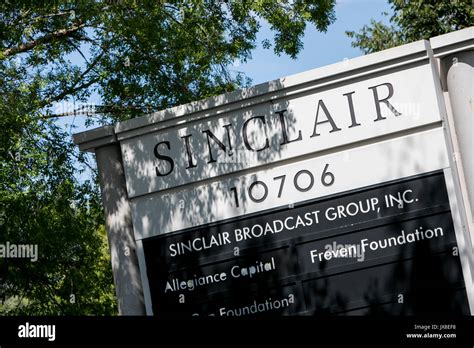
[347,0,473,54]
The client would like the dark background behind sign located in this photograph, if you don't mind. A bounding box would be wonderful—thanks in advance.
[142,171,470,316]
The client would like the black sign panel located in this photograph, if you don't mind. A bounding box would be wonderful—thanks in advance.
[142,171,470,316]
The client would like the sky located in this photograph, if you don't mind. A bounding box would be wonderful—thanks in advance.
[59,0,393,138]
[233,0,392,84]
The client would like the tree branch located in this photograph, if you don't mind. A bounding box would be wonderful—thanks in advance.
[31,9,78,22]
[2,21,88,58]
[40,50,104,108]
[42,104,143,119]
[45,76,101,107]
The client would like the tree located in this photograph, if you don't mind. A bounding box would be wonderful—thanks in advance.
[0,118,117,314]
[0,0,336,314]
[346,0,473,54]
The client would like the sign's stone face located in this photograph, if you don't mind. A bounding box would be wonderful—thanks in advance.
[73,28,474,316]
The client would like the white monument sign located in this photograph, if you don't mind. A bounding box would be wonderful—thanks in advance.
[74,28,474,316]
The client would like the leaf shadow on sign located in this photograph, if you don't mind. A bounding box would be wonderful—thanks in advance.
[127,78,298,238]
[125,77,313,316]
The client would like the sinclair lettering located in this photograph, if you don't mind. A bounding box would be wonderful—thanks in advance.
[153,82,401,177]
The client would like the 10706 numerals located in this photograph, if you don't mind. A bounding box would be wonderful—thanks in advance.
[229,163,334,207]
